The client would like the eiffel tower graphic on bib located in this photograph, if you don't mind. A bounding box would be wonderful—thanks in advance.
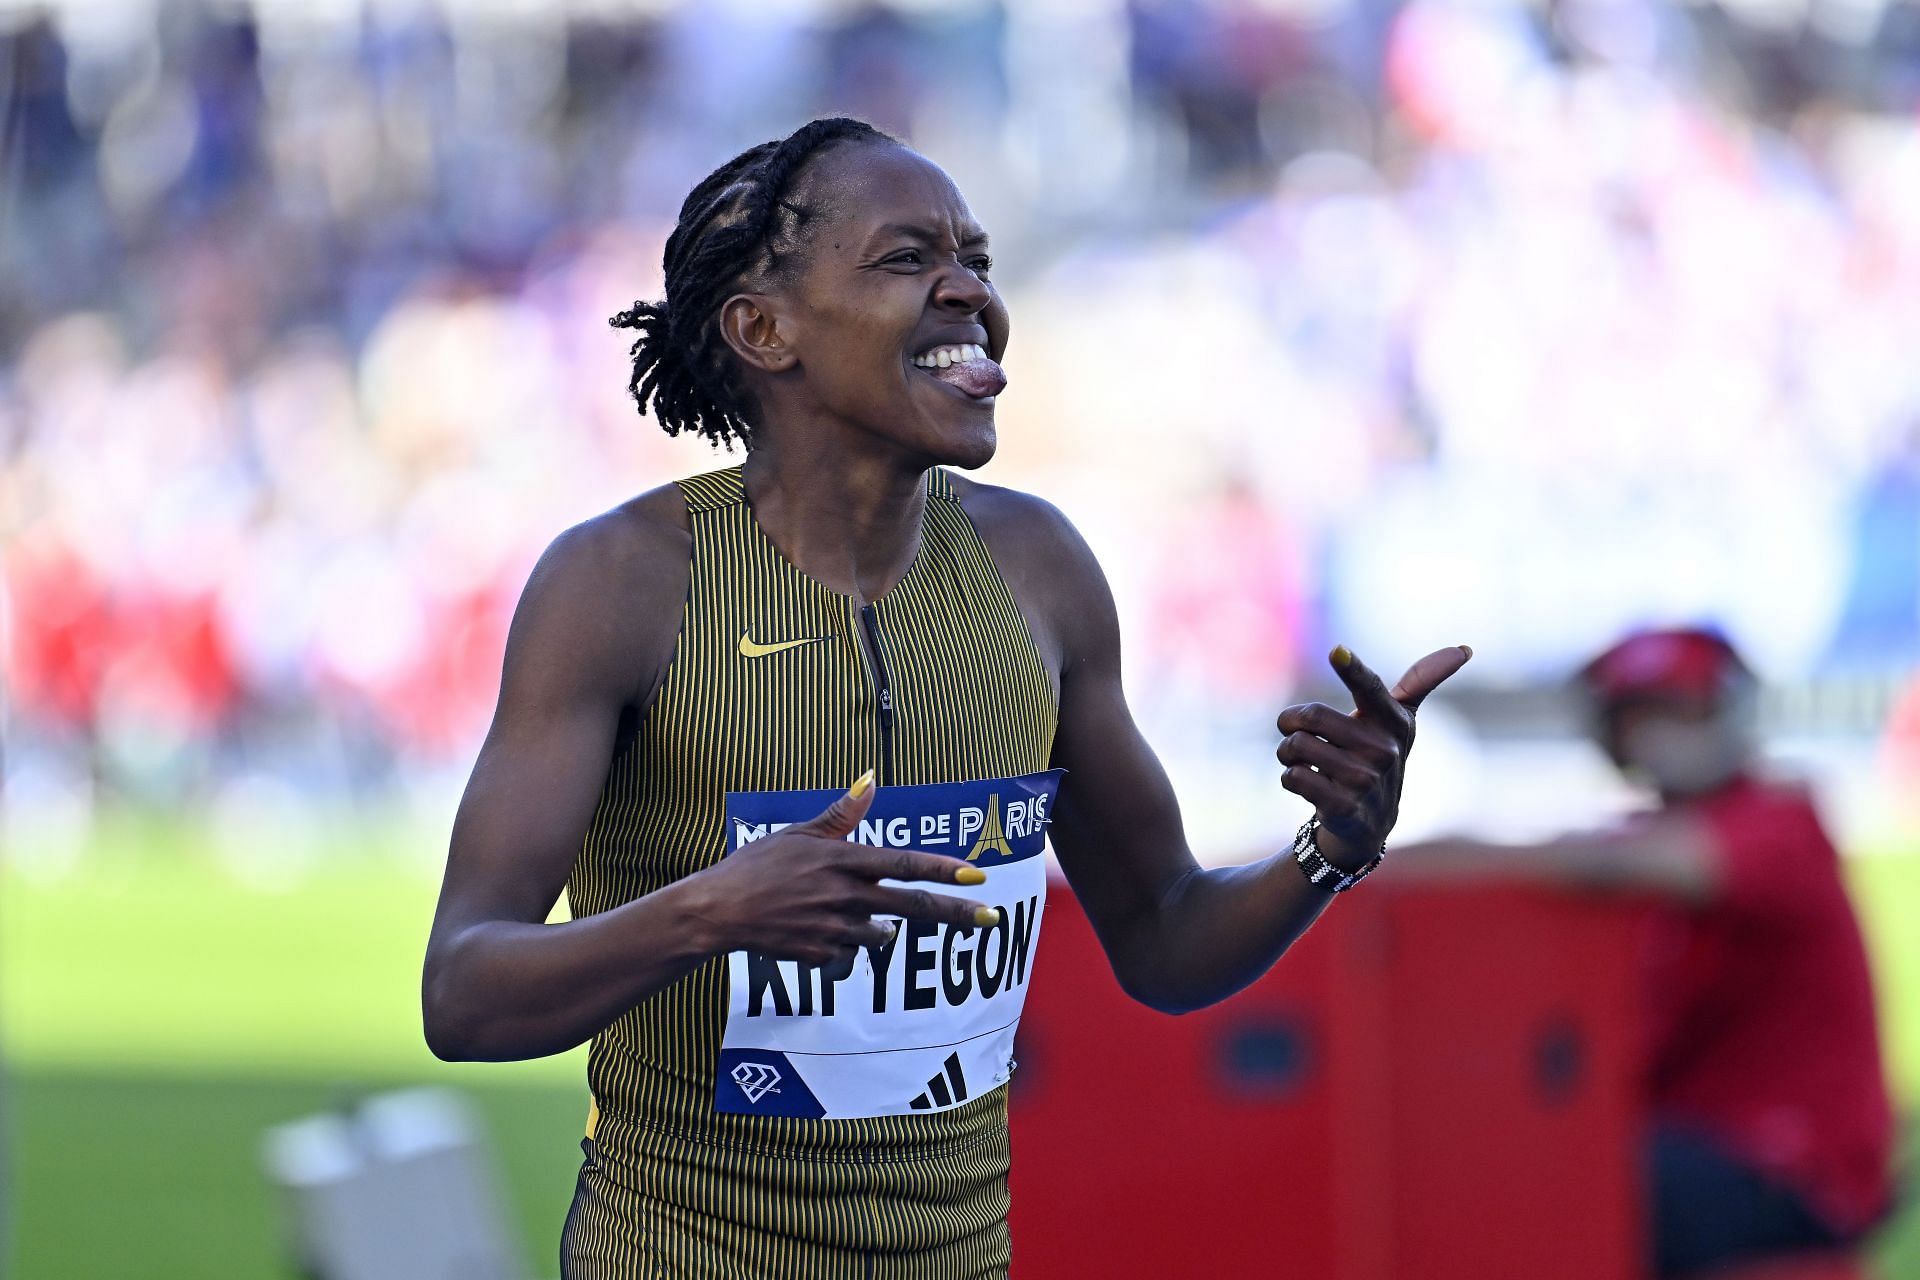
[966,792,1013,861]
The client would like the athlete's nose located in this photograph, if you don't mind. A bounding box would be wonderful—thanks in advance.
[932,259,991,315]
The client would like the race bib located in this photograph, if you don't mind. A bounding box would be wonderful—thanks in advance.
[714,769,1065,1120]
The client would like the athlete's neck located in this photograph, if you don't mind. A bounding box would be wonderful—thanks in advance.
[740,442,929,605]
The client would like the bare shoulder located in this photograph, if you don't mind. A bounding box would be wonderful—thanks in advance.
[508,479,692,713]
[945,471,1097,565]
[943,470,1116,680]
[532,480,689,605]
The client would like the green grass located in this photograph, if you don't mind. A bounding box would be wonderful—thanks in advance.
[1,810,590,1278]
[2,815,1917,1277]
[1851,852,1920,1278]
[5,1069,586,1279]
[0,809,581,1082]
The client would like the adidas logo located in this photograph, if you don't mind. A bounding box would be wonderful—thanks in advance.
[908,1052,970,1111]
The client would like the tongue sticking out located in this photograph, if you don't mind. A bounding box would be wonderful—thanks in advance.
[929,356,1008,400]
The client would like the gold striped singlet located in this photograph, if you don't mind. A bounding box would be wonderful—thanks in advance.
[560,462,1058,1279]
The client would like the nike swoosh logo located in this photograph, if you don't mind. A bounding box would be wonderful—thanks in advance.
[738,629,830,659]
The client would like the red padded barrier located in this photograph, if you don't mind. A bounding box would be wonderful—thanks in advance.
[1008,876,1648,1279]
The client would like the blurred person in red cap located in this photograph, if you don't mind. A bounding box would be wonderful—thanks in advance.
[1396,626,1897,1277]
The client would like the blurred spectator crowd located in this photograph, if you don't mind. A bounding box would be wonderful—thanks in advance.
[4,0,1920,822]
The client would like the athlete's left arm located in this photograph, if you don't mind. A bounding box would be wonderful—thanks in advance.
[967,485,1470,1013]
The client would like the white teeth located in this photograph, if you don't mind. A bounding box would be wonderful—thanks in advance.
[914,344,989,368]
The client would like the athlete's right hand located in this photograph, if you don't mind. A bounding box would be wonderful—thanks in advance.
[683,769,997,966]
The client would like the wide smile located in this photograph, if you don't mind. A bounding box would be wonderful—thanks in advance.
[906,342,1007,404]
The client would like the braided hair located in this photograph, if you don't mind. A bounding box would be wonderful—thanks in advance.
[610,117,895,451]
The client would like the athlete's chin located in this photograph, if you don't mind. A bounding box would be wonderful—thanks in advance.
[925,414,996,470]
[937,416,996,469]
[896,379,998,468]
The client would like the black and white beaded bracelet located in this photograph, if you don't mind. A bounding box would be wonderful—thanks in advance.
[1292,815,1385,893]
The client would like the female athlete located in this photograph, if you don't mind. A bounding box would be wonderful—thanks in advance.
[421,116,1471,1279]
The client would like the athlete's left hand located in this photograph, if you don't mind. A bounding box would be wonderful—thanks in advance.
[1274,643,1473,872]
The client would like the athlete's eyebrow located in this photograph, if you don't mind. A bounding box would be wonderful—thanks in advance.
[869,223,991,250]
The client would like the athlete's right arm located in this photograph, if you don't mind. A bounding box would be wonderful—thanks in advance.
[422,494,991,1063]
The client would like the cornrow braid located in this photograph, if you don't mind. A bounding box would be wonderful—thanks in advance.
[610,117,895,450]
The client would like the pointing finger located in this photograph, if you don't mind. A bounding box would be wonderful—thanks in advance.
[1388,644,1474,710]
[1328,646,1406,724]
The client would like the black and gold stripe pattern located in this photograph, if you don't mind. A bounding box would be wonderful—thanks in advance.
[561,463,1058,1279]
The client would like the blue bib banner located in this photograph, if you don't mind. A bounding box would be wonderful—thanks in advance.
[713,769,1064,1120]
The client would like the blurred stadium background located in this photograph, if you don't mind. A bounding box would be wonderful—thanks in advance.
[3,0,1919,1274]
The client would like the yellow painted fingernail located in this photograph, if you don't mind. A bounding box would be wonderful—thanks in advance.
[848,768,875,799]
[955,866,987,885]
[1330,644,1353,669]
[974,906,1001,927]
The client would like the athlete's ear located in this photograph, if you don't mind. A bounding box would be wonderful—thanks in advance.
[717,293,796,375]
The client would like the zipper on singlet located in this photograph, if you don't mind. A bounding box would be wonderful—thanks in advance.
[857,602,896,786]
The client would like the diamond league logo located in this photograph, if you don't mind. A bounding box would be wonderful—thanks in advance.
[730,1060,783,1104]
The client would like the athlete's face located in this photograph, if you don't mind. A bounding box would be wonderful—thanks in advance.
[760,144,1011,468]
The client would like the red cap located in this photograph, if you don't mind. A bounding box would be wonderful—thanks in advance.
[1579,627,1748,704]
